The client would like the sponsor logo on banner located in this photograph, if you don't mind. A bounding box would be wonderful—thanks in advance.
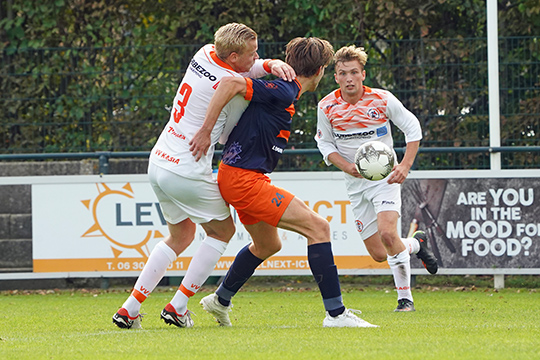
[80,182,165,258]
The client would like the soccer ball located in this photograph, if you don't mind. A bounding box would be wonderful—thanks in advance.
[354,141,395,181]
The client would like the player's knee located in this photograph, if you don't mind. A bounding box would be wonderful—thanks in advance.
[371,253,387,262]
[321,219,330,238]
[252,240,281,259]
[311,216,330,242]
[167,234,195,254]
[204,222,236,242]
[220,224,236,242]
[378,228,397,248]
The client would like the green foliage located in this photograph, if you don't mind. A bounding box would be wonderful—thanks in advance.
[0,0,539,170]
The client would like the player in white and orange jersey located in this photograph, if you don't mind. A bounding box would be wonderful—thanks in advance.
[112,23,295,329]
[315,45,438,312]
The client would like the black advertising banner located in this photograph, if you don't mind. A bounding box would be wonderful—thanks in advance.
[402,178,539,270]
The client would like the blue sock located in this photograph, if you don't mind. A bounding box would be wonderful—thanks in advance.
[215,244,263,306]
[308,242,345,317]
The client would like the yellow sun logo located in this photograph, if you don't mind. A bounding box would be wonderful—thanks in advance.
[80,183,164,259]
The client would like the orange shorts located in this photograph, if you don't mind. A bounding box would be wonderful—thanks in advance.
[217,163,294,226]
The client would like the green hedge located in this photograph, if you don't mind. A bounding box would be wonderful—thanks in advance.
[1,0,539,170]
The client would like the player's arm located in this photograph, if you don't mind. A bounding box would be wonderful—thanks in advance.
[248,59,296,82]
[189,77,248,161]
[327,152,362,178]
[387,140,419,184]
[315,105,362,178]
[266,59,296,82]
[385,92,422,184]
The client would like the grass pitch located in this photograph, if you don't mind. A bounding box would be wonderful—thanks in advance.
[1,281,539,360]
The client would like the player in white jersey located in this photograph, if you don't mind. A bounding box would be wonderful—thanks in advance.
[113,23,295,329]
[315,45,438,312]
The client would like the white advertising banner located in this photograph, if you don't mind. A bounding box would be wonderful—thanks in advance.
[27,169,540,278]
[31,173,385,276]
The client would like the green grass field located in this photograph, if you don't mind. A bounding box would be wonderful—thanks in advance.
[1,280,539,360]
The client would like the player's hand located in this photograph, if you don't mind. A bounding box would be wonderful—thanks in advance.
[189,129,212,162]
[387,162,410,184]
[268,59,296,82]
[344,162,363,179]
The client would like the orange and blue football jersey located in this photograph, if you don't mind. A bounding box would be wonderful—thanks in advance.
[221,78,302,173]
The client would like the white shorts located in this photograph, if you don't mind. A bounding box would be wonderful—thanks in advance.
[344,175,401,240]
[148,162,231,224]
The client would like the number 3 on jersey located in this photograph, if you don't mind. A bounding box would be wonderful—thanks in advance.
[173,83,192,123]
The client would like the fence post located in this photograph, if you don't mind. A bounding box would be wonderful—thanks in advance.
[98,152,110,174]
[494,274,505,289]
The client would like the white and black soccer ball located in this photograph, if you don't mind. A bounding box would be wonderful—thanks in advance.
[354,141,395,181]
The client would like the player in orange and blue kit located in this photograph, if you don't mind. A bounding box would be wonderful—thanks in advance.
[217,76,300,227]
[190,37,378,328]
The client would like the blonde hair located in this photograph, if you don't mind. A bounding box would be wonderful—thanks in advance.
[285,37,334,77]
[214,23,257,59]
[334,45,368,69]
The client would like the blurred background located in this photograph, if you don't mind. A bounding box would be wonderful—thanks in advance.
[1,0,539,171]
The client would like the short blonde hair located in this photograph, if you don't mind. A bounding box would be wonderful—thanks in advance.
[214,23,257,59]
[285,37,334,77]
[334,45,368,69]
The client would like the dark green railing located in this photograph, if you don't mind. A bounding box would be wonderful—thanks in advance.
[1,146,539,174]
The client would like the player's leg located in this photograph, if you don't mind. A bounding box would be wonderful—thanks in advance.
[218,221,281,302]
[363,219,437,273]
[159,173,236,327]
[164,216,235,327]
[407,230,439,274]
[358,182,413,311]
[212,165,375,327]
[363,234,388,262]
[113,164,199,328]
[278,198,377,327]
[113,218,196,329]
[377,210,415,311]
[201,221,281,326]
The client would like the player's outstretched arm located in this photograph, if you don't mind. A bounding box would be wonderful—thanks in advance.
[190,77,248,161]
[328,152,363,179]
[387,140,420,184]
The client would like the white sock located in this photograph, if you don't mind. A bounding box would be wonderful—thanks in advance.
[387,249,413,302]
[170,237,228,314]
[402,237,421,255]
[122,241,177,317]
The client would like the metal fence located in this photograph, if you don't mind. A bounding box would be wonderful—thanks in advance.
[1,37,539,170]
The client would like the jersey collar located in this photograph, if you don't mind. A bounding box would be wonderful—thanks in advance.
[336,85,372,103]
[209,50,235,71]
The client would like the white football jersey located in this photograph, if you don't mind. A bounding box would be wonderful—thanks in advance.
[150,44,271,179]
[315,86,422,165]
